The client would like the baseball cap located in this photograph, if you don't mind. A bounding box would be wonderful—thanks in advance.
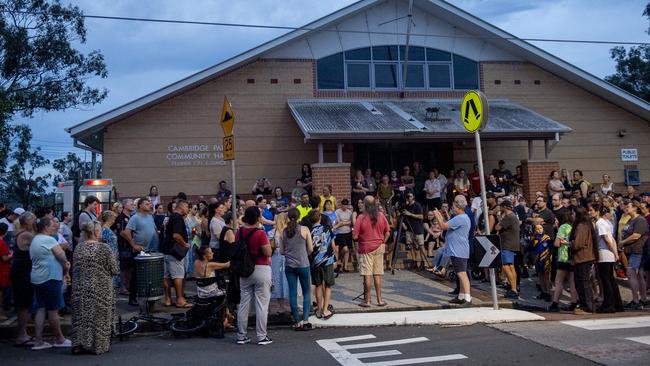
[13,207,25,215]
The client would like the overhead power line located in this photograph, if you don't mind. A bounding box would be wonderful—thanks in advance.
[2,10,650,46]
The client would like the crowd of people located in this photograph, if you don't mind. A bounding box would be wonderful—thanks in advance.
[0,160,649,352]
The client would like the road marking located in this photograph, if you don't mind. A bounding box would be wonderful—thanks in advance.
[561,316,650,330]
[342,337,429,350]
[354,350,403,359]
[626,336,650,346]
[317,334,468,366]
[365,355,469,366]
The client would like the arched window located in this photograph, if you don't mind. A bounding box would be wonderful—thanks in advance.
[316,45,479,91]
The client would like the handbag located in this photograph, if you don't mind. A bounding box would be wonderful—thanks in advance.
[170,242,189,261]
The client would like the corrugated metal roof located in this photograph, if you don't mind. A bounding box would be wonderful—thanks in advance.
[288,99,571,141]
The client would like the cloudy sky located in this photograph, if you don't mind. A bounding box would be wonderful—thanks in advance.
[15,0,650,174]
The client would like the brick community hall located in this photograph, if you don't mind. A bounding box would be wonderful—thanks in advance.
[66,0,649,201]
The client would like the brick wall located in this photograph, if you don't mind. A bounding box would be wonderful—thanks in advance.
[311,163,352,205]
[521,160,560,200]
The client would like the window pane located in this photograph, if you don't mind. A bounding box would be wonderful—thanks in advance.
[405,64,424,88]
[372,46,398,61]
[347,63,370,88]
[428,64,451,88]
[345,47,371,60]
[399,46,425,61]
[317,53,344,89]
[453,54,479,89]
[375,64,398,88]
[426,48,452,62]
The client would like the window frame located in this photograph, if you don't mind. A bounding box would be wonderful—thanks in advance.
[316,45,479,91]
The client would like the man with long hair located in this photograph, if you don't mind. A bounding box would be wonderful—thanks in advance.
[353,196,390,307]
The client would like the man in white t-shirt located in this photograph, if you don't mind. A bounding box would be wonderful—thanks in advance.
[0,208,24,247]
[471,196,483,224]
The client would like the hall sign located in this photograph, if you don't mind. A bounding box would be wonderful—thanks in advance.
[165,144,225,167]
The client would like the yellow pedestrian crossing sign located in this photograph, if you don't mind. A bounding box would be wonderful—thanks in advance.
[220,96,235,136]
[461,90,489,133]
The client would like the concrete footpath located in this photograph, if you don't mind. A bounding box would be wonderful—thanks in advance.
[0,267,643,338]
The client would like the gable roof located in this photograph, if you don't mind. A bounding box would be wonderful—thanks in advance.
[67,0,650,145]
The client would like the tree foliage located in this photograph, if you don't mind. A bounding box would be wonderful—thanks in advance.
[605,3,650,102]
[0,124,50,207]
[51,151,101,185]
[0,0,108,173]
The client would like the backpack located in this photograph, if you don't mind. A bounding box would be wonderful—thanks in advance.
[71,211,92,242]
[230,228,260,278]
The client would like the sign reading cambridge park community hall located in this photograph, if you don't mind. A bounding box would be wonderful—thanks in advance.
[461,90,489,133]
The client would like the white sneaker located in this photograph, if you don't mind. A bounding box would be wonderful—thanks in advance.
[53,339,72,348]
[32,342,52,351]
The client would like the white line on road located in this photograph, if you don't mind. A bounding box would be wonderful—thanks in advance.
[561,316,650,330]
[317,334,468,366]
[353,350,402,359]
[365,354,469,366]
[342,337,429,350]
[626,336,650,346]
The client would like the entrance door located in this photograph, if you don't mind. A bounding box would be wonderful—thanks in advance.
[353,142,454,175]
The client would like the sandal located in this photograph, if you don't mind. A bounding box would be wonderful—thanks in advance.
[377,301,388,307]
[175,302,193,308]
[14,337,35,347]
[323,311,334,320]
[358,302,371,308]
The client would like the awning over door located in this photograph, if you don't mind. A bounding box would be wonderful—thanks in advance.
[288,99,571,142]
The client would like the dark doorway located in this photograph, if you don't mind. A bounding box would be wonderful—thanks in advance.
[353,142,454,175]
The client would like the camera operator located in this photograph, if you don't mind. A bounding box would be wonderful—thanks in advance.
[402,192,428,271]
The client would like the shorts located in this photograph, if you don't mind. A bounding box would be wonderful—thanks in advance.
[164,255,187,279]
[119,250,135,271]
[501,250,516,265]
[335,233,353,248]
[450,256,468,273]
[405,232,425,249]
[627,253,643,271]
[359,244,385,276]
[33,280,63,311]
[556,262,574,272]
[311,264,335,287]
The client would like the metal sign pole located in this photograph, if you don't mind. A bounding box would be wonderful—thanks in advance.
[474,130,499,310]
[231,159,237,230]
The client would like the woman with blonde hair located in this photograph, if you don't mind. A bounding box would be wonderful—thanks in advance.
[270,212,289,304]
[71,220,118,354]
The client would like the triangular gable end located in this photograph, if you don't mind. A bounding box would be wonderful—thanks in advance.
[67,0,650,146]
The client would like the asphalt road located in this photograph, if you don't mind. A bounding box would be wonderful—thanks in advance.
[1,324,596,366]
[492,315,650,366]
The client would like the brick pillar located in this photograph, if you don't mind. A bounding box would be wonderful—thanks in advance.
[311,163,351,205]
[521,160,559,200]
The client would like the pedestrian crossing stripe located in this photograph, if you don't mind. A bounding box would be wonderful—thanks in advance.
[561,316,650,330]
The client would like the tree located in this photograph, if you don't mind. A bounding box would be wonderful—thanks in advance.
[1,124,50,207]
[605,3,650,102]
[0,0,108,171]
[51,151,101,185]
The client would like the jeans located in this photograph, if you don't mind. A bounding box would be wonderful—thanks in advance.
[237,265,272,341]
[574,261,594,310]
[597,262,623,312]
[431,251,449,269]
[284,266,311,323]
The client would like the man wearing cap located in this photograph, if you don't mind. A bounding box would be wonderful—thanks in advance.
[496,199,520,299]
[0,208,24,247]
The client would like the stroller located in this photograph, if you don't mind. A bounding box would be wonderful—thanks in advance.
[168,276,228,338]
